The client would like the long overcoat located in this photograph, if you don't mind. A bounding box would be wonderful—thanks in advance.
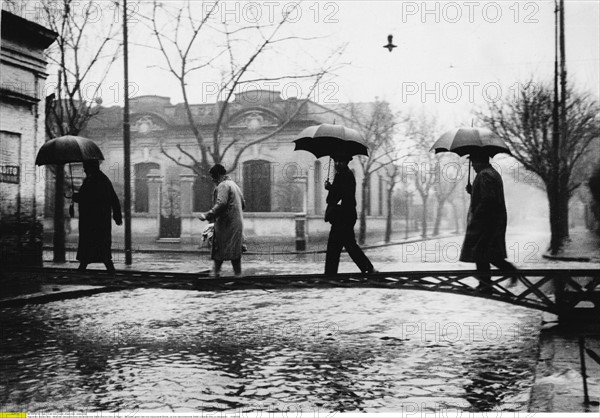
[75,170,122,263]
[459,165,508,263]
[324,168,358,226]
[206,177,245,261]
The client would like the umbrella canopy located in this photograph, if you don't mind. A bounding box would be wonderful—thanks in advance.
[293,123,369,159]
[35,135,104,166]
[430,127,511,157]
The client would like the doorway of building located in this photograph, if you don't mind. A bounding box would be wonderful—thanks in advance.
[159,180,181,239]
[243,159,271,212]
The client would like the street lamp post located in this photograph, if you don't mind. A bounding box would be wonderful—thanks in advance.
[122,0,132,265]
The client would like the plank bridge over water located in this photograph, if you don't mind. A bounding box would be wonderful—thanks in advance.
[9,267,600,321]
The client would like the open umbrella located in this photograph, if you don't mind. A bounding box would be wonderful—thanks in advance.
[35,135,105,216]
[35,135,105,165]
[293,123,368,180]
[430,127,511,193]
[431,127,511,157]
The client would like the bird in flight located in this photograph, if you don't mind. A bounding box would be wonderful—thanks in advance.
[383,34,397,52]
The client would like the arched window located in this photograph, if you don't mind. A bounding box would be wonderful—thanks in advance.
[243,159,271,212]
[134,162,159,213]
[193,175,213,212]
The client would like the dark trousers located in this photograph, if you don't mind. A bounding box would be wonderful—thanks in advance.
[78,259,116,273]
[325,221,373,274]
[214,258,242,275]
[475,259,518,286]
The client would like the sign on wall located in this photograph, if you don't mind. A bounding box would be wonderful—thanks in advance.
[0,165,20,183]
[0,131,21,214]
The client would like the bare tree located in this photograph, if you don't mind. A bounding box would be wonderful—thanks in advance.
[403,112,441,239]
[42,0,121,262]
[344,100,399,244]
[147,0,345,180]
[589,163,600,233]
[431,154,462,236]
[480,81,600,253]
[382,161,402,243]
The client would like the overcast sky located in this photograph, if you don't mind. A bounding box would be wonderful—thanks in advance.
[110,0,598,128]
[20,0,594,130]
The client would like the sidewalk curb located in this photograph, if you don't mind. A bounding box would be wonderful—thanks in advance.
[43,232,461,258]
[542,253,592,262]
[528,312,600,413]
[0,285,125,308]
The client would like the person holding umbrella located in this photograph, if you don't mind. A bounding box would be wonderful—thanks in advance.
[324,149,376,275]
[35,135,120,272]
[293,122,375,274]
[73,159,122,273]
[431,126,520,291]
[458,150,518,291]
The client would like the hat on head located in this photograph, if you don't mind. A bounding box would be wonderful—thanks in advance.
[209,164,226,177]
[333,149,353,163]
[83,159,100,170]
[468,149,489,162]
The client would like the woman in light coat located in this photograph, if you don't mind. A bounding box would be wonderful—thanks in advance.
[199,164,245,277]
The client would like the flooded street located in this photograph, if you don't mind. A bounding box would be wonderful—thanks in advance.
[3,219,596,413]
[1,287,540,413]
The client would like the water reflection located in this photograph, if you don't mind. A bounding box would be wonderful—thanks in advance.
[1,287,541,412]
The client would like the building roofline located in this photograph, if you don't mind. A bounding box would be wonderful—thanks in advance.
[1,10,58,49]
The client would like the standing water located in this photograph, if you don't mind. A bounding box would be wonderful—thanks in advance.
[1,286,541,413]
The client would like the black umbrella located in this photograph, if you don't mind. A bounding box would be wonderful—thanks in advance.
[36,135,105,216]
[430,127,511,157]
[35,135,105,165]
[430,127,511,193]
[293,123,368,180]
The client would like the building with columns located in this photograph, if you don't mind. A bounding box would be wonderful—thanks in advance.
[1,8,57,265]
[51,90,390,245]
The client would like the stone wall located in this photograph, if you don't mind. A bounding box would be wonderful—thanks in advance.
[0,10,56,265]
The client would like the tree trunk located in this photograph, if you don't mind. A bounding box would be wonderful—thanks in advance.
[421,197,428,238]
[547,180,570,254]
[358,175,368,245]
[385,185,394,243]
[432,199,444,236]
[53,164,66,262]
[451,201,461,233]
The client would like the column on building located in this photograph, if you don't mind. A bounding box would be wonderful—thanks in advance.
[306,160,315,215]
[179,173,196,243]
[146,169,162,239]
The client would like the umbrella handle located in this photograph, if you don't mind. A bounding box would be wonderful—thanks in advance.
[327,157,332,183]
[466,159,472,194]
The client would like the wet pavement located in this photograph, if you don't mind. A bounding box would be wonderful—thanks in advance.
[2,218,599,413]
[1,287,541,413]
[43,218,598,275]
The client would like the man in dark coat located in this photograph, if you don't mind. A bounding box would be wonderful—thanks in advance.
[459,151,517,290]
[73,160,122,272]
[324,150,376,275]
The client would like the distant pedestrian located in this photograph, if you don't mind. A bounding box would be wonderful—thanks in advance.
[73,159,122,273]
[198,164,245,277]
[459,151,518,291]
[324,150,376,275]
